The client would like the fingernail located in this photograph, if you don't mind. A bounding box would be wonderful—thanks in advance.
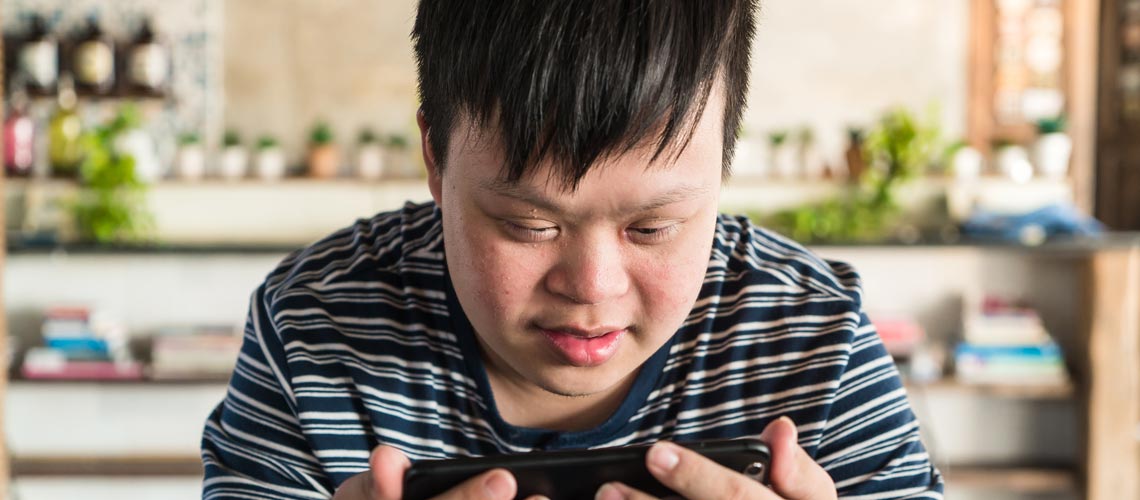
[596,482,627,500]
[648,442,680,472]
[484,472,513,499]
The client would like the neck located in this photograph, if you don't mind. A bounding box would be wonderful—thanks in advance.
[486,366,639,432]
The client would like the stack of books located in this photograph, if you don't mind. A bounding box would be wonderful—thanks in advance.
[954,296,1068,386]
[20,306,143,380]
[148,325,242,380]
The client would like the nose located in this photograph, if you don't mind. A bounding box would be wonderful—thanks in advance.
[545,235,630,305]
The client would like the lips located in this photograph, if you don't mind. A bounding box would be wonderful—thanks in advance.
[539,325,627,367]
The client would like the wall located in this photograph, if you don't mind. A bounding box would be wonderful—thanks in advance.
[223,0,970,174]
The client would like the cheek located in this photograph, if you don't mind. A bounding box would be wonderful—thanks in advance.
[451,223,545,321]
[633,222,716,316]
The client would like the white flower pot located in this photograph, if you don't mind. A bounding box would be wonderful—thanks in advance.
[219,147,248,181]
[769,147,797,179]
[951,146,984,182]
[996,146,1033,184]
[175,145,205,181]
[355,144,385,180]
[1033,132,1072,180]
[255,148,287,181]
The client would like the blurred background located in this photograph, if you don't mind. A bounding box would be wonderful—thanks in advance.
[1,0,1139,499]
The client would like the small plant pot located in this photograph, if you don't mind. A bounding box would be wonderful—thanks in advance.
[355,144,385,180]
[773,147,799,179]
[219,147,248,181]
[255,147,287,181]
[996,146,1033,184]
[175,144,205,181]
[951,146,984,182]
[309,145,340,179]
[1033,132,1072,180]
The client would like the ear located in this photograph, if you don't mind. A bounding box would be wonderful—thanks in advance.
[417,109,443,205]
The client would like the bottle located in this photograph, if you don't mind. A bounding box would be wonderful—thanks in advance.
[4,82,36,177]
[48,75,84,178]
[18,14,59,95]
[71,16,115,96]
[124,17,169,97]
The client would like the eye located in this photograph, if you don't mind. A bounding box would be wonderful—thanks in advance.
[626,224,678,244]
[503,221,559,242]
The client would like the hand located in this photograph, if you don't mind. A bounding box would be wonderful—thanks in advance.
[596,417,837,500]
[332,445,529,500]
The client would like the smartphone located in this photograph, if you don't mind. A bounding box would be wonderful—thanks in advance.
[403,438,770,500]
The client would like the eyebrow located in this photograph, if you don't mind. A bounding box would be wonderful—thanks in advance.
[478,178,709,214]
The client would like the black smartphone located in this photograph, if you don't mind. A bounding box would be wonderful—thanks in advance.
[403,438,770,500]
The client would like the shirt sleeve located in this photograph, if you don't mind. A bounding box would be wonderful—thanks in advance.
[201,284,335,499]
[817,312,945,499]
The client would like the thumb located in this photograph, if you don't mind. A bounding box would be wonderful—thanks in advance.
[760,417,836,500]
[371,445,412,500]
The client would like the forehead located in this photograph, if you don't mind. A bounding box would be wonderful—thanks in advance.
[445,85,728,189]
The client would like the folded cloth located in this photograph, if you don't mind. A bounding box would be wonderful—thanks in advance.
[960,203,1105,245]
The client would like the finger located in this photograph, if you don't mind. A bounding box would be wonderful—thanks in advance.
[595,481,652,500]
[331,470,373,500]
[331,445,410,500]
[641,441,780,500]
[760,417,837,500]
[371,445,412,500]
[434,468,517,500]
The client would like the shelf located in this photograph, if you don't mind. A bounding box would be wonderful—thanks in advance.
[5,239,302,255]
[11,455,203,477]
[9,375,231,386]
[906,379,1075,400]
[947,464,1077,494]
[5,176,1085,247]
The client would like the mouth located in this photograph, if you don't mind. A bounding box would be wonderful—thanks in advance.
[538,325,628,367]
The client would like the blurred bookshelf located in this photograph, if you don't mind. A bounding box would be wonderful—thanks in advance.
[948,464,1078,495]
[907,380,1075,400]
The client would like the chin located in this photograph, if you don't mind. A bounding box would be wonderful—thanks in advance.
[533,365,628,398]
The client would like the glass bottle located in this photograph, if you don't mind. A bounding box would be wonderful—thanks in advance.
[124,17,170,97]
[4,82,36,177]
[48,75,84,178]
[18,13,59,96]
[71,16,115,96]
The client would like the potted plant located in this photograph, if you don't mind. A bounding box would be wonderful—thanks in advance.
[385,133,410,178]
[1033,116,1071,180]
[308,121,340,179]
[765,107,942,243]
[355,127,385,180]
[254,135,286,181]
[174,132,205,181]
[993,138,1032,184]
[71,106,154,244]
[767,130,793,179]
[796,126,823,180]
[219,129,247,181]
[945,139,983,182]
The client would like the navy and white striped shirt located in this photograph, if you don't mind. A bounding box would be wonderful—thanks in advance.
[201,201,944,499]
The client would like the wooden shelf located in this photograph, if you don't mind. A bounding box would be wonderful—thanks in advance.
[948,465,1077,494]
[906,379,1075,400]
[12,455,203,477]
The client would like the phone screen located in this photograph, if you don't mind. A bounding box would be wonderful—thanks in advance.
[403,438,770,500]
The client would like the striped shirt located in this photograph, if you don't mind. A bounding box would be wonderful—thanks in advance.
[201,201,944,499]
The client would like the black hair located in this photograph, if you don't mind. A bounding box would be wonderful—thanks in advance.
[412,0,758,189]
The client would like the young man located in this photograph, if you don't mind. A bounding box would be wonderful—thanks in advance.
[202,1,944,499]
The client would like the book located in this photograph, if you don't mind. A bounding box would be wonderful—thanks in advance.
[953,341,1068,385]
